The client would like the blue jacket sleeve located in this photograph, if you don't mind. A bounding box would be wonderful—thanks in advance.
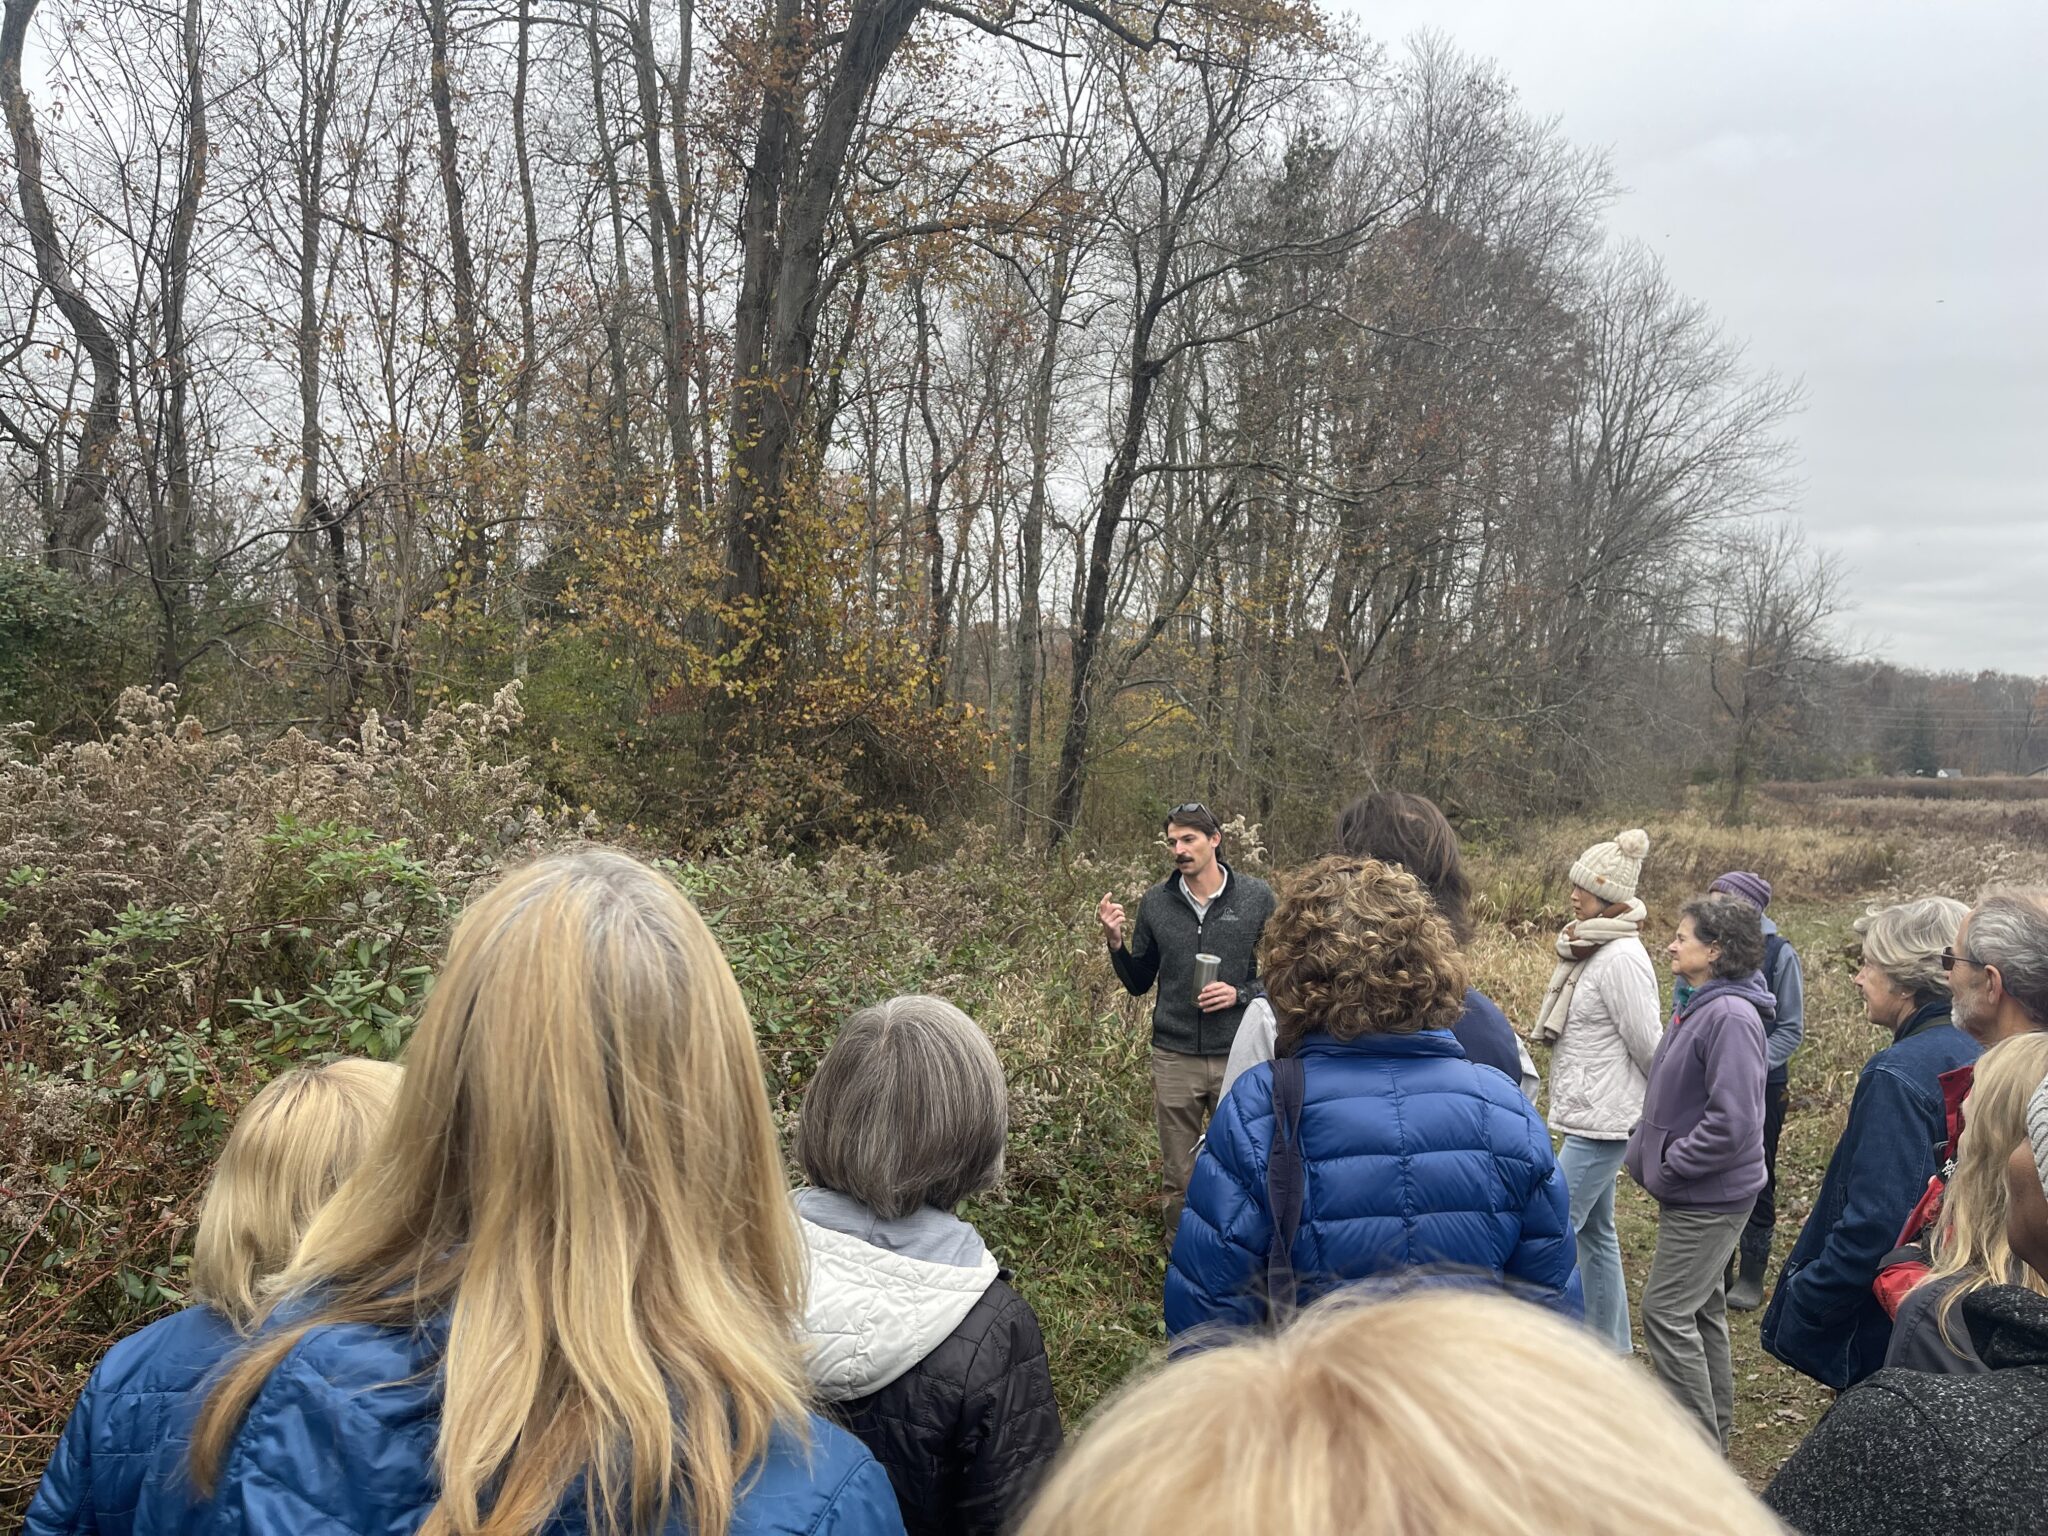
[1767,1066,1934,1379]
[1768,949,1805,1071]
[23,1371,97,1536]
[814,1454,911,1536]
[1163,1081,1273,1340]
[1506,1108,1584,1318]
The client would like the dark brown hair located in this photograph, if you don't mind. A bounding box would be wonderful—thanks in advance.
[1163,801,1222,839]
[1677,894,1767,981]
[1332,793,1473,945]
[1263,857,1468,1054]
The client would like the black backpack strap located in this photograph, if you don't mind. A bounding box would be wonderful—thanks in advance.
[1763,932,1787,987]
[1264,1054,1307,1323]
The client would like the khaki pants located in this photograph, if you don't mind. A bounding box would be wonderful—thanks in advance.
[1642,1201,1754,1452]
[1152,1047,1229,1234]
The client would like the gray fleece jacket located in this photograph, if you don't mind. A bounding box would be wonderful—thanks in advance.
[1108,862,1274,1056]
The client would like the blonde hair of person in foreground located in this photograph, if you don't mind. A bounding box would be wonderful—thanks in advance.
[187,846,812,1536]
[1016,1289,1787,1536]
[1923,1030,2048,1342]
[186,1057,403,1330]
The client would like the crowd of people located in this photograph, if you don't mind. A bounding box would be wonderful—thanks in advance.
[24,808,2048,1535]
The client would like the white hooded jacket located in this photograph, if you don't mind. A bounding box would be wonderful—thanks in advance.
[1545,934,1663,1140]
[795,1189,1002,1402]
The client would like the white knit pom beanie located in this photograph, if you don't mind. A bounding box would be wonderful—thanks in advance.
[2029,1071,2048,1203]
[1569,829,1650,905]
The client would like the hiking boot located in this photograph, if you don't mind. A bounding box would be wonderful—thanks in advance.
[1727,1247,1768,1312]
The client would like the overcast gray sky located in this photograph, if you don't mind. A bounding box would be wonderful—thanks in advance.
[1343,0,2048,677]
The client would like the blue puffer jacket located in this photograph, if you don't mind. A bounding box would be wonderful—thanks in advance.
[1761,1001,1980,1391]
[1165,1030,1581,1336]
[131,1314,907,1536]
[25,1305,240,1536]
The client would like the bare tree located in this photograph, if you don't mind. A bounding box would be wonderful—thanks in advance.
[1705,521,1844,824]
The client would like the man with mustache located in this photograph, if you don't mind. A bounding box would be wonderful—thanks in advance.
[1099,803,1274,1233]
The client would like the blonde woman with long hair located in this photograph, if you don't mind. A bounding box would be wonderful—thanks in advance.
[26,1058,401,1536]
[1016,1289,1787,1536]
[136,848,904,1536]
[1884,1031,2048,1372]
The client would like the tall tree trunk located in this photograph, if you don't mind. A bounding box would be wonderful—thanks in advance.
[627,0,693,525]
[585,1,635,515]
[154,0,208,681]
[422,0,488,586]
[1047,351,1161,843]
[2,0,121,576]
[507,0,538,677]
[722,0,924,629]
[1008,255,1069,829]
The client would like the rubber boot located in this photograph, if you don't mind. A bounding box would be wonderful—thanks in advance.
[1727,1244,1768,1312]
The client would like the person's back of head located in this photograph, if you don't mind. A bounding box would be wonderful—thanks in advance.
[1263,856,1467,1051]
[189,846,808,1536]
[1927,1032,2048,1340]
[1857,895,1969,1005]
[1331,792,1473,944]
[187,1058,402,1331]
[797,993,1006,1218]
[1016,1289,1784,1536]
[1967,888,2048,1028]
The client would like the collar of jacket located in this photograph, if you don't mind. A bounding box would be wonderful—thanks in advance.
[1964,1284,2048,1370]
[1167,858,1238,913]
[1287,1028,1463,1061]
[1675,974,1771,1023]
[1892,998,1953,1044]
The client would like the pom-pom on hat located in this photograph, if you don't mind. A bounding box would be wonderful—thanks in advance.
[1570,829,1650,906]
[1712,871,1773,911]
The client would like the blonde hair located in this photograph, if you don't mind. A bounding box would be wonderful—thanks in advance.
[189,847,809,1536]
[1016,1290,1786,1536]
[1856,895,1969,1001]
[1924,1031,2048,1346]
[187,1058,402,1331]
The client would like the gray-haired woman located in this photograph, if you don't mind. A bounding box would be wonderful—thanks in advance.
[794,995,1062,1536]
[1761,896,1981,1391]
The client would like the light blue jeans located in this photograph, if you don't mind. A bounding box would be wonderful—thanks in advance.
[1557,1134,1633,1354]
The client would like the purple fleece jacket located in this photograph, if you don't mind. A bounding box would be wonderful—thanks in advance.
[1625,973,1774,1212]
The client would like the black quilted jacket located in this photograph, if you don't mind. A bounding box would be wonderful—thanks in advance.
[1764,1284,2048,1535]
[827,1275,1063,1536]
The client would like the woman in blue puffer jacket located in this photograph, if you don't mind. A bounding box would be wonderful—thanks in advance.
[1166,856,1581,1338]
[26,1059,401,1536]
[134,848,904,1536]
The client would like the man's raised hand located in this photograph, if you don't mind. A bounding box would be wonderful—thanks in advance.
[1098,892,1127,948]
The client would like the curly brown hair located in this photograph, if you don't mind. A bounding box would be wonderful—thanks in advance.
[1263,856,1469,1053]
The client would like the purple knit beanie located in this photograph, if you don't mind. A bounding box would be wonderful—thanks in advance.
[1712,871,1773,911]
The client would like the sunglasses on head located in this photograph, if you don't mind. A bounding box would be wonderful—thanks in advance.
[1170,802,1210,820]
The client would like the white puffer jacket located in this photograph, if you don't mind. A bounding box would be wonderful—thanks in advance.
[1545,935,1664,1140]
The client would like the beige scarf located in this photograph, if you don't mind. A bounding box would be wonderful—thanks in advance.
[1529,899,1647,1044]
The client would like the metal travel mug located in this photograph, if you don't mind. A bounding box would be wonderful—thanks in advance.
[1193,952,1222,998]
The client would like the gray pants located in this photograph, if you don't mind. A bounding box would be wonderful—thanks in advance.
[1642,1201,1754,1452]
